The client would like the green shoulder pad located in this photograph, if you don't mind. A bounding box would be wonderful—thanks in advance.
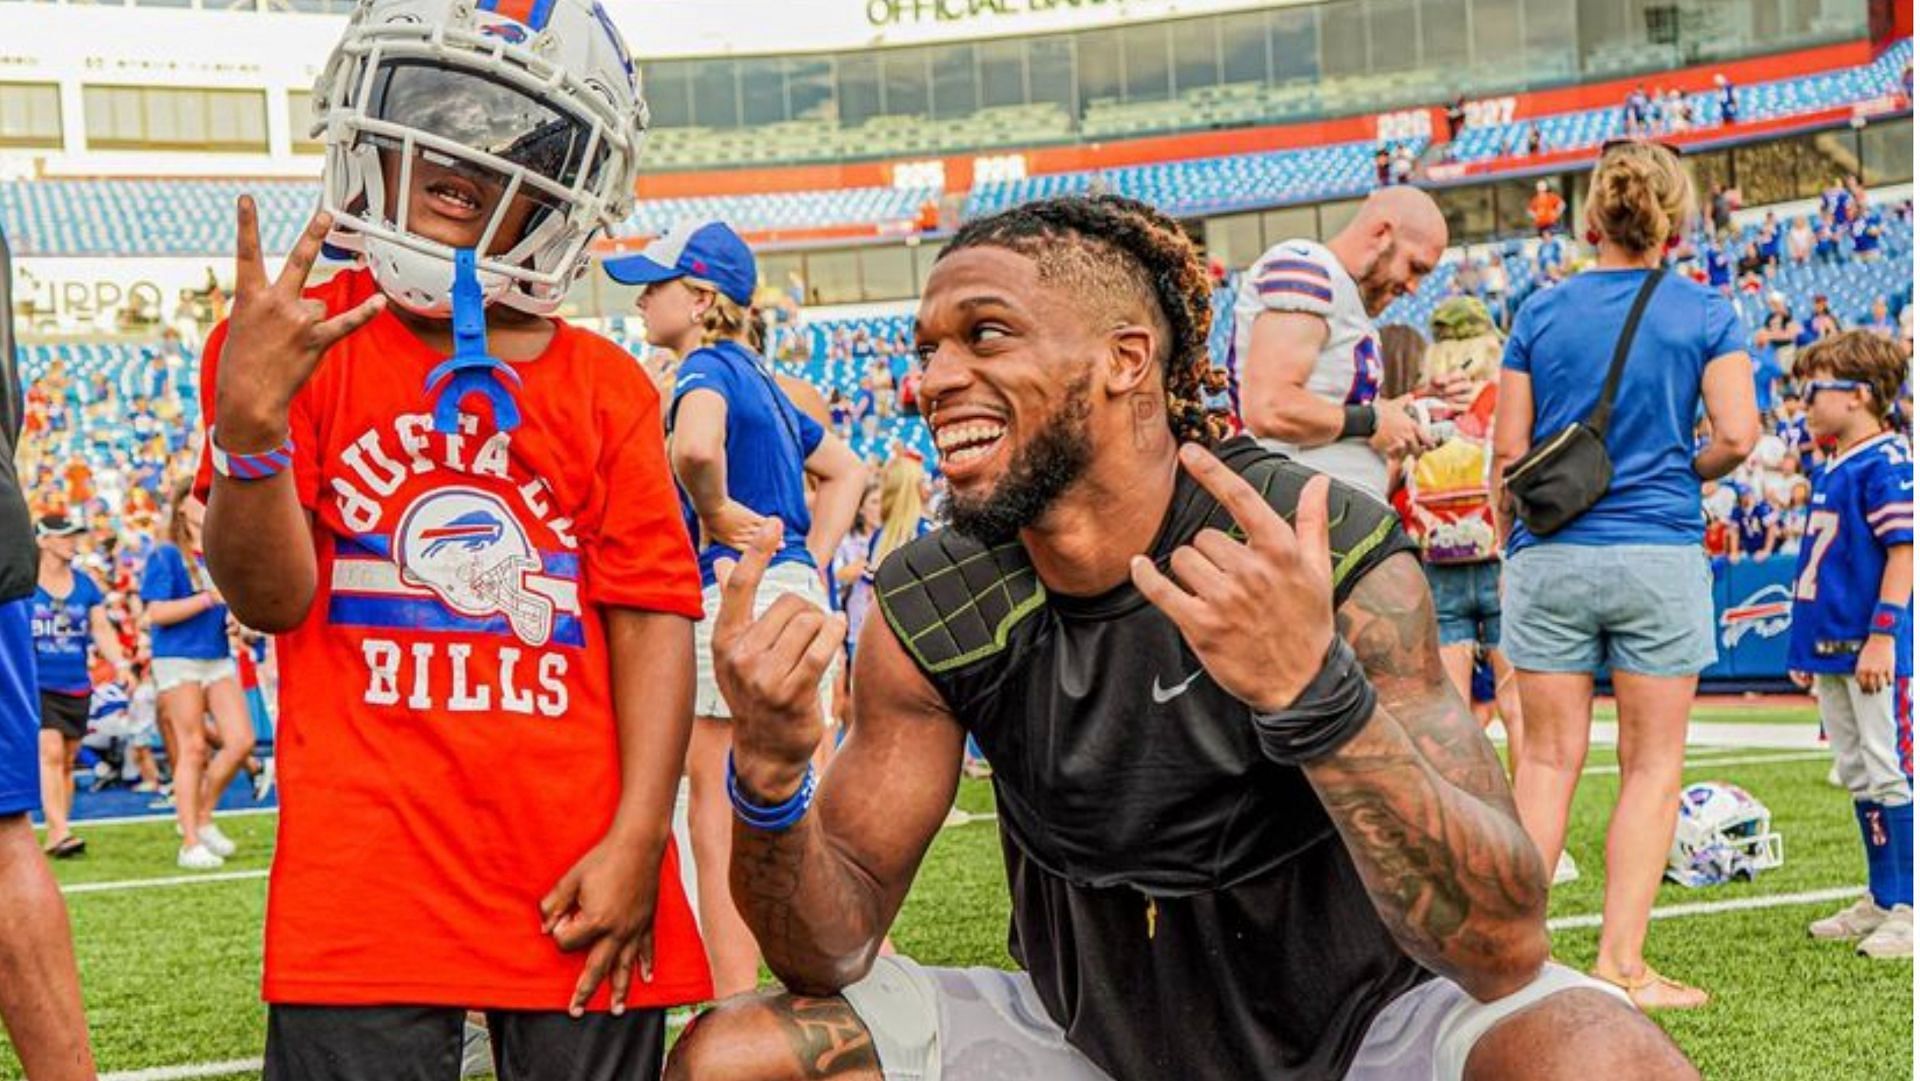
[873,529,1047,676]
[1209,440,1416,603]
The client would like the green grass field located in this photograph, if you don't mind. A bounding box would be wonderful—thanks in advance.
[2,707,1909,1080]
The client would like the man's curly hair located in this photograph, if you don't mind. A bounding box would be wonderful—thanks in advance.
[939,194,1231,444]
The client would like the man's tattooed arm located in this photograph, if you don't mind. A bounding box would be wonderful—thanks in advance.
[730,613,966,995]
[1305,552,1550,1001]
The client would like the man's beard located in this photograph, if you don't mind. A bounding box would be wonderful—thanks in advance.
[1355,240,1398,317]
[942,372,1094,545]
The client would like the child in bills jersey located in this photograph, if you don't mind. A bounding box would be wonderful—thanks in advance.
[194,0,711,1076]
[1788,331,1914,960]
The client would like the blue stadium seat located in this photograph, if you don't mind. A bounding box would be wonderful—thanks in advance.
[1450,39,1911,164]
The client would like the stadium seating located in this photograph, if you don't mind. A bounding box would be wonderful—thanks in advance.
[1377,208,1914,341]
[19,342,178,402]
[965,138,1422,220]
[0,47,1902,256]
[615,186,938,237]
[1450,39,1912,162]
[642,103,1075,170]
[0,179,316,258]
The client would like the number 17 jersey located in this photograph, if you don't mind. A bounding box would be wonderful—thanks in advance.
[1789,432,1913,676]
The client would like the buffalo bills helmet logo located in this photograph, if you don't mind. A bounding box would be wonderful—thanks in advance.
[1720,584,1793,648]
[395,488,554,646]
[420,511,506,558]
[480,20,528,43]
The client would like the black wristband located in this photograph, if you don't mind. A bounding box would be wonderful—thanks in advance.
[1340,404,1378,440]
[1249,636,1377,765]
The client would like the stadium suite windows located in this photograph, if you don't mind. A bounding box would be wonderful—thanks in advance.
[637,0,1866,136]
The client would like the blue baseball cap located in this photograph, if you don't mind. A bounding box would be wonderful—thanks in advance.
[603,220,756,305]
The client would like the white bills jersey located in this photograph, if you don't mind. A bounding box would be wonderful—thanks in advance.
[1229,239,1388,499]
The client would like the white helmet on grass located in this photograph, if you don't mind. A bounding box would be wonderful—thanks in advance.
[313,0,647,316]
[1667,781,1785,888]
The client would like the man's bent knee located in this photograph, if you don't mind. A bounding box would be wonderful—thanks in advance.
[666,992,883,1081]
[1465,989,1698,1081]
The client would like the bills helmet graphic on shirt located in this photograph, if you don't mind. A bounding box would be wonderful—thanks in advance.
[395,487,555,647]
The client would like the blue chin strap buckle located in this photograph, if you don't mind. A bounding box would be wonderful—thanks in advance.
[424,248,523,435]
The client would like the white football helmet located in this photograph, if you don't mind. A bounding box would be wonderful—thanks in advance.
[312,0,647,316]
[1667,781,1785,888]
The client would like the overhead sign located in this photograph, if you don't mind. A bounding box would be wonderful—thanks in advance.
[0,0,1305,76]
[865,0,1135,31]
[608,0,1294,57]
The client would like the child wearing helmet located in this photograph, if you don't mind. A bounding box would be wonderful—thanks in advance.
[196,0,712,1075]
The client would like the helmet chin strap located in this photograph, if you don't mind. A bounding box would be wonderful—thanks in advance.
[423,248,524,435]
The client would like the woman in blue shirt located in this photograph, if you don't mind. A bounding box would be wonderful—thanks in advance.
[606,219,868,997]
[142,477,254,871]
[31,514,127,859]
[1494,141,1759,1011]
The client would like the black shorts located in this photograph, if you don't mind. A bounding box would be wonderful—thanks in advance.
[263,1004,666,1081]
[39,691,89,741]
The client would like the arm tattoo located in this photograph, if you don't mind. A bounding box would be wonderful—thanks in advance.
[1313,553,1548,998]
[732,817,887,994]
[773,996,881,1079]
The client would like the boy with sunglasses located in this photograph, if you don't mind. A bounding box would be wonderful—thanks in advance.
[1789,330,1914,959]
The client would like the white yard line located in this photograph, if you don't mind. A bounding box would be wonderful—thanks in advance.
[101,1059,263,1081]
[1593,750,1834,775]
[1489,720,1824,751]
[63,869,267,895]
[55,805,280,830]
[1548,886,1860,931]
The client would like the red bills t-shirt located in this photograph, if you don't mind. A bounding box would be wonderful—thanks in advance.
[198,269,711,1010]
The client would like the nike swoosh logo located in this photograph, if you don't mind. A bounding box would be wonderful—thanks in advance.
[1151,670,1205,705]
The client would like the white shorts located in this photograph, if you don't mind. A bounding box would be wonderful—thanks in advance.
[693,560,836,721]
[152,656,237,695]
[840,956,1625,1081]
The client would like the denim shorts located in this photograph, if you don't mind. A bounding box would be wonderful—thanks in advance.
[1424,561,1503,649]
[1503,543,1717,677]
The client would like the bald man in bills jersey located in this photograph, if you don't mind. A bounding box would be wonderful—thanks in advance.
[1230,187,1452,500]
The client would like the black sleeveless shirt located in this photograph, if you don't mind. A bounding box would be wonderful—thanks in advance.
[873,439,1430,1080]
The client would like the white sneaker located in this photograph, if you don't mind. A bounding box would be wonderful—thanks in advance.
[253,757,276,802]
[198,823,237,859]
[1552,850,1580,886]
[1809,894,1889,940]
[1857,905,1913,958]
[177,843,225,870]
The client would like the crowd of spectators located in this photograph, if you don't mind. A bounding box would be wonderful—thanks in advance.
[14,332,278,820]
[18,348,200,661]
[1422,186,1912,577]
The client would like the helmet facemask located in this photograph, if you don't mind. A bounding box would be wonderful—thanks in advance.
[315,0,646,316]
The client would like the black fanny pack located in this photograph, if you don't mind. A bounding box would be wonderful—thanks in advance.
[1503,269,1665,537]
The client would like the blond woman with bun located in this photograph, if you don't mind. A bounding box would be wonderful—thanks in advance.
[1492,141,1760,1010]
[609,220,867,998]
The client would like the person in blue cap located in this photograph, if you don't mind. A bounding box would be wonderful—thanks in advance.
[606,219,867,997]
